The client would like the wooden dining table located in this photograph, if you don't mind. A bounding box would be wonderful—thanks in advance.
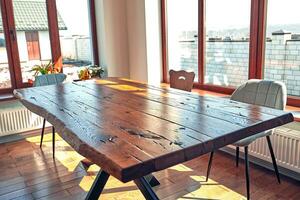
[14,78,294,200]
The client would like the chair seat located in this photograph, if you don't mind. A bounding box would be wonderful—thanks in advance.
[233,129,273,147]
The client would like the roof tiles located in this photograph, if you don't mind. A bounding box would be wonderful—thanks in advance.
[0,0,67,32]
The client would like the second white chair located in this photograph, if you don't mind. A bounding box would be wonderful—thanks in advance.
[205,79,287,200]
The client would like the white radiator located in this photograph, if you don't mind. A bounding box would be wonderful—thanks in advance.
[0,105,44,136]
[228,127,300,174]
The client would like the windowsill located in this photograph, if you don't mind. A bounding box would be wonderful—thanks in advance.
[0,93,15,102]
[286,105,300,122]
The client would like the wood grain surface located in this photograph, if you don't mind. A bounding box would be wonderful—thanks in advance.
[13,78,294,182]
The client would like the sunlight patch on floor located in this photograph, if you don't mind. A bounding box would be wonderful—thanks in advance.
[79,175,95,191]
[24,133,246,200]
[87,164,100,172]
[189,175,246,200]
[169,164,194,172]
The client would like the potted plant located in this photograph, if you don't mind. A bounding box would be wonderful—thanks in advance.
[29,61,56,77]
[88,65,104,78]
[77,65,104,80]
[78,67,91,80]
[28,61,61,85]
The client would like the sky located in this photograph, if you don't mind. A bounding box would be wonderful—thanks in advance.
[167,0,300,31]
[56,0,90,36]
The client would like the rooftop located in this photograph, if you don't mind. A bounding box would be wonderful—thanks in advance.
[0,0,67,32]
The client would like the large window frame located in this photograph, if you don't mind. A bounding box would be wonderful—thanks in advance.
[161,0,300,107]
[0,0,99,95]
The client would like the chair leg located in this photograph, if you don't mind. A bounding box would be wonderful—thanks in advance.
[244,146,250,200]
[236,146,240,167]
[52,126,55,159]
[266,136,281,183]
[206,151,214,182]
[40,118,46,148]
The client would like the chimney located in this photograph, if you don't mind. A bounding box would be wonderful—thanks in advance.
[272,29,292,44]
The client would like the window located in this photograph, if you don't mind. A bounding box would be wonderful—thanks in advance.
[0,0,98,95]
[205,0,251,87]
[56,0,93,81]
[162,0,300,106]
[264,0,300,97]
[166,0,198,81]
[12,0,52,83]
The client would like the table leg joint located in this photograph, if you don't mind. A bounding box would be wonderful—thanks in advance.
[134,176,160,200]
[85,170,110,200]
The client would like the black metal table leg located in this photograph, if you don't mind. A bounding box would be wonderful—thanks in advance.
[52,126,55,159]
[266,136,281,183]
[134,177,160,200]
[236,146,240,167]
[40,118,46,148]
[85,170,110,200]
[144,174,160,187]
[244,146,250,200]
[206,151,214,182]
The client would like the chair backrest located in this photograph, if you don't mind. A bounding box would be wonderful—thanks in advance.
[33,73,67,87]
[230,79,287,110]
[169,70,195,92]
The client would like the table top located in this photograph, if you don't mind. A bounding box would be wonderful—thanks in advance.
[14,78,294,182]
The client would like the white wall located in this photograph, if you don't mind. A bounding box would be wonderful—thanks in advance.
[94,0,162,83]
[38,31,52,60]
[96,0,130,78]
[126,0,148,82]
[16,32,28,62]
[145,0,162,85]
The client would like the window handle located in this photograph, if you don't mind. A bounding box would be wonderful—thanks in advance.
[9,29,16,41]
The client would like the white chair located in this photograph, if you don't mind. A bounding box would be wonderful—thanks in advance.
[34,73,67,158]
[205,79,287,200]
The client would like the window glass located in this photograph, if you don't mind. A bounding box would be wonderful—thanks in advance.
[166,0,198,81]
[13,0,52,83]
[205,0,251,87]
[264,0,300,97]
[56,0,93,81]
